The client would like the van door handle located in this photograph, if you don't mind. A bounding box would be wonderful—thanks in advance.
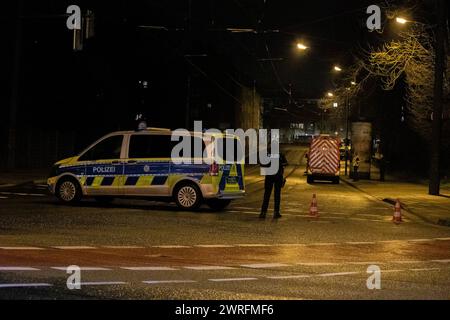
[127,160,137,164]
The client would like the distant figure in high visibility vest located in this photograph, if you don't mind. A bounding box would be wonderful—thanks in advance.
[352,154,360,181]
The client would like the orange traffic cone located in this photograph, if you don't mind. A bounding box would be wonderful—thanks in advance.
[309,194,319,217]
[393,199,402,223]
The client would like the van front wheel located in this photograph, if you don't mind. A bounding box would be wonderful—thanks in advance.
[174,183,202,210]
[206,199,231,211]
[56,178,82,204]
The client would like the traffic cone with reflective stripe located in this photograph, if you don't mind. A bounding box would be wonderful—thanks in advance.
[309,194,319,217]
[393,199,402,224]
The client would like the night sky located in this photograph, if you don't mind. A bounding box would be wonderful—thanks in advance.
[1,0,411,151]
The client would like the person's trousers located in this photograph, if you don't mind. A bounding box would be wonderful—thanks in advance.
[353,166,359,181]
[261,176,283,214]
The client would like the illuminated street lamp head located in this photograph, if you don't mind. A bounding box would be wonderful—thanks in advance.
[327,92,334,97]
[351,81,356,86]
[396,17,408,24]
[333,65,342,72]
[296,43,308,50]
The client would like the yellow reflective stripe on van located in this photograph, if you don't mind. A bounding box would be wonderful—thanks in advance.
[91,176,104,187]
[136,175,154,186]
[79,176,87,186]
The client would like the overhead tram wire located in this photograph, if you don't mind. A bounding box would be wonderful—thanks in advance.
[184,56,243,105]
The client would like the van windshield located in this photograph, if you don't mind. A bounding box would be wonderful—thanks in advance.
[215,137,244,163]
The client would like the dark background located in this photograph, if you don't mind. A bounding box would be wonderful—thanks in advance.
[0,0,447,176]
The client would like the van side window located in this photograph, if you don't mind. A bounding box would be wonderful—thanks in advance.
[79,135,123,161]
[129,135,173,158]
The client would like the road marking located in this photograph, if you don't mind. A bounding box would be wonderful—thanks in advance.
[0,247,44,250]
[380,269,404,273]
[153,245,192,249]
[267,275,311,279]
[0,267,40,271]
[407,239,432,242]
[305,243,338,246]
[240,263,290,269]
[431,259,450,263]
[409,268,441,272]
[195,245,234,248]
[390,260,424,264]
[0,283,52,288]
[102,246,146,249]
[435,237,450,241]
[232,206,257,210]
[346,261,380,265]
[318,272,360,277]
[53,246,97,250]
[296,262,339,266]
[209,277,258,282]
[143,280,196,284]
[236,244,271,247]
[121,267,178,271]
[184,266,235,270]
[0,192,13,195]
[51,267,111,271]
[79,281,127,286]
[0,196,7,199]
[345,241,376,245]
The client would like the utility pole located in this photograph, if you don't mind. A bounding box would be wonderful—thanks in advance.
[345,94,350,175]
[429,0,447,195]
[7,0,24,169]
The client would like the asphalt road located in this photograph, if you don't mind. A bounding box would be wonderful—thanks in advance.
[0,145,449,299]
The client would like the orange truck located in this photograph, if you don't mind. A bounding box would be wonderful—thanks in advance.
[306,135,340,184]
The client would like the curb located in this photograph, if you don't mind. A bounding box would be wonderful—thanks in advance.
[0,180,46,188]
[340,176,445,227]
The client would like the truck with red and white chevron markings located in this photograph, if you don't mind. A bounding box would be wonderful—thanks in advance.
[306,135,340,184]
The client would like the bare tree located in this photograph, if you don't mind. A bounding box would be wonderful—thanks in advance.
[357,24,449,142]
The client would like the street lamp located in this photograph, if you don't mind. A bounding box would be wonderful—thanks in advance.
[351,81,356,86]
[327,92,334,97]
[296,43,308,50]
[333,65,342,72]
[395,17,408,24]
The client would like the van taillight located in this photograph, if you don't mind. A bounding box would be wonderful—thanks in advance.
[209,162,219,176]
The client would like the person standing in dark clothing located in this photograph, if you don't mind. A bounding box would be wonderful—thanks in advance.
[260,152,288,219]
[352,153,360,182]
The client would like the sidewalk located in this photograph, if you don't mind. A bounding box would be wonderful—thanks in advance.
[0,169,48,186]
[341,175,450,226]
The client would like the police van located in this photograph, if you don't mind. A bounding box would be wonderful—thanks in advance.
[47,128,245,210]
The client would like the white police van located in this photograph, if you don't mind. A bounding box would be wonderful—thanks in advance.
[47,128,245,210]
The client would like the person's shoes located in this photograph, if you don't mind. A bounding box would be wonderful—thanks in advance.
[259,213,266,219]
[273,213,282,219]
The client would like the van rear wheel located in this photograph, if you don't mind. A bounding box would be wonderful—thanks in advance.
[174,182,202,210]
[206,199,231,211]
